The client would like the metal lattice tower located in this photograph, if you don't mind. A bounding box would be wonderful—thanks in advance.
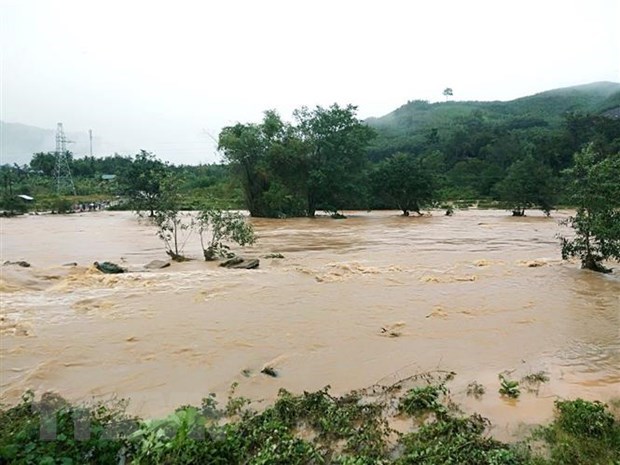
[55,123,76,195]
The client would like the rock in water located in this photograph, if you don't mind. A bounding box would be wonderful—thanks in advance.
[144,259,171,270]
[3,260,31,268]
[231,259,260,269]
[261,366,278,377]
[219,256,244,268]
[219,257,260,269]
[94,261,126,274]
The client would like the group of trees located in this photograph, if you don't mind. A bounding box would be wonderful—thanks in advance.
[0,151,239,214]
[218,104,375,218]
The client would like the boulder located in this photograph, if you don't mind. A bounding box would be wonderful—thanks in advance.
[219,256,243,268]
[3,260,30,267]
[144,259,171,270]
[219,257,260,269]
[231,259,260,269]
[261,366,278,377]
[94,261,126,274]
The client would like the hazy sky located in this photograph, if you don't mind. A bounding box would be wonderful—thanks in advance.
[1,0,619,165]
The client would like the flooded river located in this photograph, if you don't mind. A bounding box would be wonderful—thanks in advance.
[1,210,618,439]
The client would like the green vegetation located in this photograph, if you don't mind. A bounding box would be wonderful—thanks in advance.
[533,399,620,465]
[2,382,619,465]
[499,375,521,399]
[371,152,437,215]
[560,145,620,272]
[197,208,256,260]
[494,155,556,216]
[218,104,375,218]
[467,381,486,399]
[121,150,171,217]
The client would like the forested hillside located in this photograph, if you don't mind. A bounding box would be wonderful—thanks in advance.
[364,82,620,207]
[366,81,620,160]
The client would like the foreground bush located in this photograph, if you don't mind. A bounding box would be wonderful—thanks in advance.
[1,383,618,464]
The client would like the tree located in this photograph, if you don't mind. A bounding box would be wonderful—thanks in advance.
[560,145,620,273]
[443,88,453,100]
[196,208,255,260]
[294,104,375,216]
[152,177,192,261]
[494,155,556,216]
[371,153,435,216]
[29,152,57,177]
[219,104,375,218]
[120,151,170,216]
[218,111,283,217]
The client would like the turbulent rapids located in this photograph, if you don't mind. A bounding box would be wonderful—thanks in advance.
[1,209,619,439]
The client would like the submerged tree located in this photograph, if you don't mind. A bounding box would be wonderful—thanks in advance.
[120,151,170,217]
[152,177,193,261]
[560,145,620,273]
[294,104,375,216]
[494,155,556,216]
[218,111,283,217]
[196,208,255,260]
[219,104,375,218]
[371,152,436,216]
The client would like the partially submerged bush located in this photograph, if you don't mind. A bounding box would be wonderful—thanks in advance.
[0,390,134,464]
[398,384,447,417]
[534,398,620,465]
[2,387,618,464]
[499,374,521,399]
[197,208,255,261]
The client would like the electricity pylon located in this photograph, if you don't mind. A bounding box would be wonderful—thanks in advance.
[55,122,76,195]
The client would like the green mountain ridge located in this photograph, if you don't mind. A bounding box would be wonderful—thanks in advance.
[367,81,620,128]
[365,81,620,161]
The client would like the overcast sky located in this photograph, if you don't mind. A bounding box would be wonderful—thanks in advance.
[1,0,619,165]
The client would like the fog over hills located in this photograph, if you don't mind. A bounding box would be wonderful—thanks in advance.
[0,121,104,166]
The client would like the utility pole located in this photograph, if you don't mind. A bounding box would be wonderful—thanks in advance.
[55,122,76,195]
[89,129,93,157]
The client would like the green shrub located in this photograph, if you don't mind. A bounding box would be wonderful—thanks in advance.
[534,399,620,465]
[0,391,133,465]
[398,384,447,417]
[1,388,617,465]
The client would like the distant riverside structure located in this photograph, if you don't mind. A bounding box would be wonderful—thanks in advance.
[55,122,76,195]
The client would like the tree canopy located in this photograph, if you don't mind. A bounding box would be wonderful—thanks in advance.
[560,145,620,272]
[218,104,375,217]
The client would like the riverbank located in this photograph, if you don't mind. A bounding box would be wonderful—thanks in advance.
[2,378,619,464]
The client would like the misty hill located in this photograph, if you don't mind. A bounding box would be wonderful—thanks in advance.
[0,122,94,166]
[366,81,620,160]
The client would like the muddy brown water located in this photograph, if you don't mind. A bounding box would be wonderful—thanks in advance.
[1,210,618,439]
